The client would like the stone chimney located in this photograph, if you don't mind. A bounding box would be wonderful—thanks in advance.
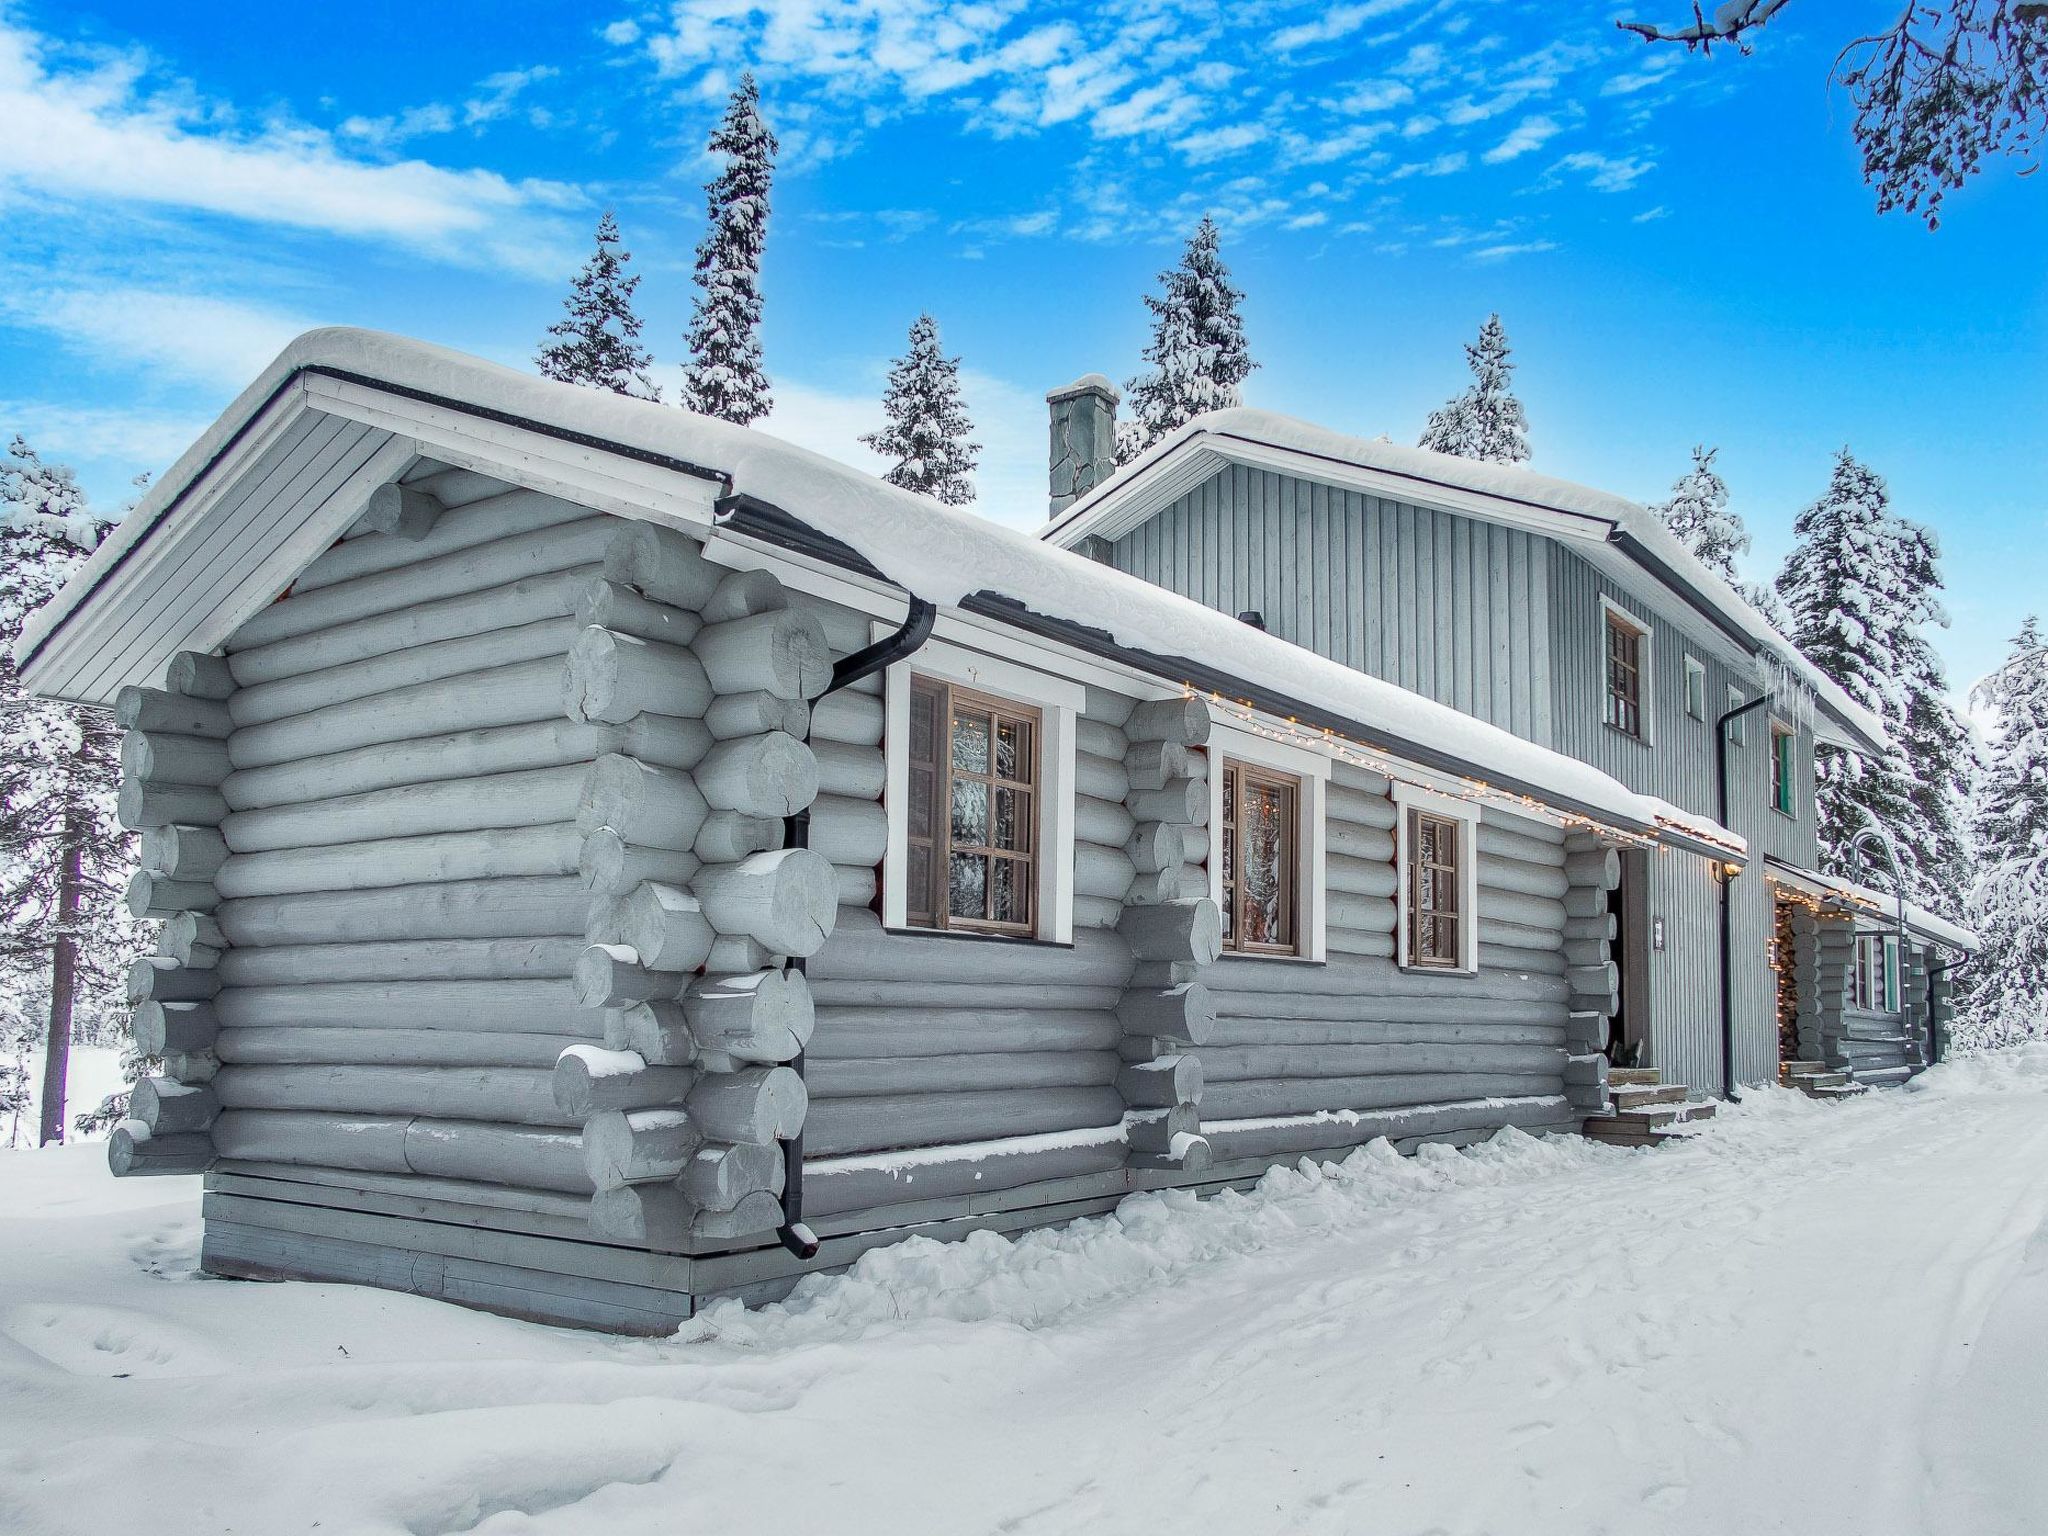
[1046,374,1120,517]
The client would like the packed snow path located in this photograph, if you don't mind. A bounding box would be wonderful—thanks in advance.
[3,1051,2045,1536]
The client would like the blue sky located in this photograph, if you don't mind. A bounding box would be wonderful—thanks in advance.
[2,0,2041,700]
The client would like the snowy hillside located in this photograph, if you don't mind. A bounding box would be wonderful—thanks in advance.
[3,1050,2046,1535]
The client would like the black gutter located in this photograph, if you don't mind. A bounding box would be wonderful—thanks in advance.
[19,363,731,673]
[708,497,1738,863]
[1715,691,1775,1100]
[742,501,936,1260]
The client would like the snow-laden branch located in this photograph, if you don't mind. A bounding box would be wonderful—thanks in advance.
[1616,0,1794,51]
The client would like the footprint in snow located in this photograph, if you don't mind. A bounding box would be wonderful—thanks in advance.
[0,1302,229,1378]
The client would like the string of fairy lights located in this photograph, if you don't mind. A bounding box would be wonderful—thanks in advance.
[1184,683,1750,860]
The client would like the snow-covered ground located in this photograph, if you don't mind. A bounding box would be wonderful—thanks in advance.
[3,1050,2046,1536]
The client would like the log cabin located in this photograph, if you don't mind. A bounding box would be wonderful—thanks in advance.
[15,331,1972,1330]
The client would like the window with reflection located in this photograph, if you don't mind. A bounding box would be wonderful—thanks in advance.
[1406,809,1464,969]
[905,677,1038,934]
[1221,760,1300,955]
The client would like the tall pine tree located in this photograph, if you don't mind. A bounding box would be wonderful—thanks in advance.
[1117,216,1255,464]
[536,211,660,400]
[860,314,980,505]
[0,438,134,1144]
[1775,448,1941,895]
[1418,313,1530,466]
[1653,445,1749,583]
[683,73,776,425]
[1889,517,1976,910]
[1959,618,2048,1044]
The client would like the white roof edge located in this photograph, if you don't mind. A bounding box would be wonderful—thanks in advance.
[1763,859,1978,951]
[1038,409,1888,755]
[21,327,1747,853]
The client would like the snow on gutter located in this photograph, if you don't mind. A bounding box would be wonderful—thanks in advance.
[23,328,1744,862]
[1762,858,1978,951]
[1040,410,1889,757]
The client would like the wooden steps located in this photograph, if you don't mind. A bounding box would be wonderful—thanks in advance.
[1781,1060,1866,1100]
[1582,1066,1716,1148]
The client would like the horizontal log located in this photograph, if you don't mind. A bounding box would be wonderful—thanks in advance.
[582,1108,698,1189]
[695,608,833,701]
[695,732,818,818]
[1073,841,1136,902]
[214,1026,573,1069]
[1125,740,1192,793]
[115,685,232,740]
[1568,961,1619,996]
[133,999,219,1056]
[1326,854,1398,900]
[1124,821,1185,875]
[803,1085,1125,1159]
[141,824,229,882]
[1125,697,1208,746]
[1206,1017,1564,1050]
[127,957,220,1004]
[227,656,570,769]
[151,907,222,963]
[1561,937,1611,968]
[1327,890,1397,936]
[616,881,715,972]
[601,521,722,611]
[1118,981,1215,1044]
[809,688,884,748]
[119,780,227,831]
[809,794,887,867]
[688,1066,807,1143]
[553,1046,695,1118]
[1205,952,1567,1003]
[165,649,234,700]
[683,970,815,1062]
[702,566,790,625]
[1325,820,1395,863]
[107,1122,213,1177]
[1075,749,1128,804]
[1563,887,1608,919]
[230,613,582,726]
[1476,889,1567,932]
[579,755,709,853]
[563,627,711,726]
[214,1063,567,1127]
[810,1050,1119,1100]
[1202,1042,1565,1082]
[232,515,619,649]
[682,1140,785,1211]
[123,730,231,787]
[1477,858,1570,901]
[1074,717,1127,760]
[575,945,680,1009]
[1126,1103,1199,1154]
[577,578,700,647]
[1202,1071,1559,1120]
[222,763,590,855]
[803,1131,1128,1219]
[360,480,440,540]
[296,484,590,589]
[580,829,697,895]
[214,979,592,1036]
[1565,847,1621,891]
[1118,899,1221,965]
[1075,793,1136,850]
[809,908,1132,986]
[216,876,588,947]
[1118,1052,1201,1107]
[1562,913,1618,943]
[1072,895,1123,930]
[1203,1095,1570,1164]
[704,690,809,742]
[218,823,584,899]
[1127,779,1203,825]
[217,936,582,987]
[694,849,838,956]
[806,1006,1117,1061]
[127,870,219,918]
[1326,782,1397,831]
[222,715,708,813]
[1475,821,1568,866]
[132,1076,218,1135]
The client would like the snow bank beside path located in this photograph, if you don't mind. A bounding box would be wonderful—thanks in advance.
[3,1048,2047,1536]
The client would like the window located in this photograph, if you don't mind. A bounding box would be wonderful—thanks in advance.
[1394,784,1480,973]
[1602,600,1650,741]
[1850,934,1901,1011]
[1770,720,1797,816]
[1221,762,1300,955]
[883,635,1080,944]
[905,678,1038,933]
[1204,724,1329,961]
[1684,656,1707,721]
[1726,686,1748,746]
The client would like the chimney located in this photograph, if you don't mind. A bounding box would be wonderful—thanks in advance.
[1046,374,1120,517]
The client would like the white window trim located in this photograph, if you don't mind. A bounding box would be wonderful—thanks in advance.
[881,635,1081,944]
[1600,595,1655,746]
[1393,781,1481,975]
[1726,684,1748,746]
[1204,720,1329,963]
[1683,654,1708,722]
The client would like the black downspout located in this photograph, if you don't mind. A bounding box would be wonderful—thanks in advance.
[1924,954,1973,1068]
[1715,692,1774,1101]
[772,595,937,1259]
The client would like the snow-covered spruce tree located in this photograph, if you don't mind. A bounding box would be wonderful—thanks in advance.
[1774,448,1947,895]
[682,73,776,425]
[1418,313,1530,466]
[1889,518,1976,911]
[0,438,135,1144]
[1117,216,1255,464]
[1957,618,2048,1045]
[536,211,661,400]
[1653,444,1749,583]
[860,314,980,505]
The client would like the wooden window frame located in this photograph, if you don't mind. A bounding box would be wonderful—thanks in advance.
[1769,720,1797,817]
[1220,759,1302,957]
[1601,598,1651,743]
[1849,933,1900,1012]
[1394,783,1479,974]
[1683,655,1707,722]
[1726,685,1748,746]
[1405,808,1465,970]
[906,676,1042,937]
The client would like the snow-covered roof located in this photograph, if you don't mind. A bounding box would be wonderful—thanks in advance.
[1039,409,1888,755]
[21,328,1745,857]
[1762,858,1978,951]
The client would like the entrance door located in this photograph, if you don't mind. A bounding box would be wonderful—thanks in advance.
[1605,849,1653,1067]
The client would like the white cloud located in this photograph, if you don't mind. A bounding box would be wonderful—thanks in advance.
[1387,150,1469,179]
[339,67,560,150]
[601,19,642,45]
[0,284,320,390]
[1272,0,1427,54]
[1632,204,1670,223]
[1552,150,1656,191]
[1324,79,1415,115]
[1481,114,1562,163]
[1284,210,1329,230]
[1470,239,1558,261]
[0,17,581,277]
[0,399,213,470]
[1175,122,1268,164]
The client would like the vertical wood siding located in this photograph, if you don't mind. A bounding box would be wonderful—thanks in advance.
[1110,466,1556,745]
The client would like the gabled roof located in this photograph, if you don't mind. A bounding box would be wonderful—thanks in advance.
[1763,858,1978,951]
[19,328,1744,860]
[1037,409,1888,755]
